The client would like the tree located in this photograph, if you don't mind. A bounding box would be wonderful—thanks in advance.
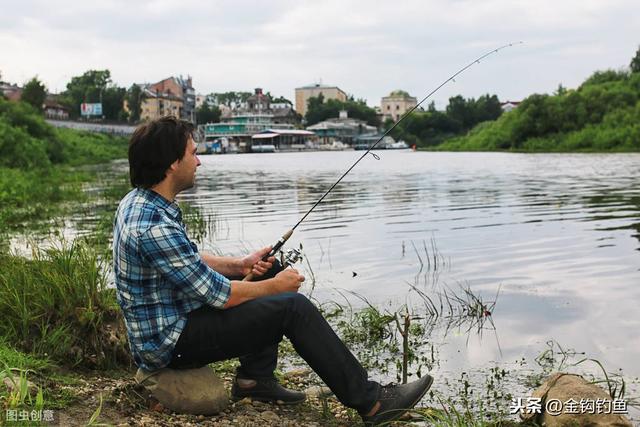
[446,95,472,130]
[21,77,47,111]
[473,94,502,124]
[209,91,252,108]
[101,86,126,121]
[304,94,380,127]
[64,70,126,120]
[270,95,293,105]
[126,84,142,123]
[631,45,640,73]
[554,83,568,96]
[196,104,221,124]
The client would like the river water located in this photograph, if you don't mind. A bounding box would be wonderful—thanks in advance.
[176,150,640,406]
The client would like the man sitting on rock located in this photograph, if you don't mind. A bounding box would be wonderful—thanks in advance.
[113,115,434,425]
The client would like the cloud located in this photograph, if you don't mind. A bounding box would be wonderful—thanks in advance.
[1,0,638,106]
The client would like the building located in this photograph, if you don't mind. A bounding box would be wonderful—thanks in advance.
[251,129,316,151]
[0,82,22,101]
[246,87,270,112]
[202,113,295,152]
[306,110,377,146]
[176,76,196,122]
[500,101,521,113]
[381,90,417,122]
[138,76,196,122]
[43,96,70,120]
[201,88,301,152]
[295,84,347,117]
[195,94,206,109]
[140,88,184,122]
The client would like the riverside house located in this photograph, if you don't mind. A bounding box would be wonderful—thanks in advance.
[306,110,377,147]
[201,88,304,153]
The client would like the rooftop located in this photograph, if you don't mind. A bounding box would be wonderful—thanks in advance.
[296,83,342,90]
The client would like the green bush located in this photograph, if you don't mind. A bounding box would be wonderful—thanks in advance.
[54,127,128,166]
[438,69,640,152]
[0,119,51,169]
[0,96,128,169]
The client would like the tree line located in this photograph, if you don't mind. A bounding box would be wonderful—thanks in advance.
[16,70,136,122]
[438,45,640,152]
[386,95,503,147]
[5,71,296,125]
[4,43,639,138]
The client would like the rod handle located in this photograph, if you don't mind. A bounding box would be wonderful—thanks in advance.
[243,229,293,281]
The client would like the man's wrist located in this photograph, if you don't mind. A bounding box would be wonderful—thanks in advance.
[236,257,247,276]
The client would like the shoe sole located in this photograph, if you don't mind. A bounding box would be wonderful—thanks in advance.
[367,374,434,426]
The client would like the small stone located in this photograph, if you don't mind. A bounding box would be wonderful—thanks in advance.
[260,410,279,421]
[306,385,333,398]
[283,368,312,379]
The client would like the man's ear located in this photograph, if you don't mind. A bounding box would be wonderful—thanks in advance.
[167,159,180,175]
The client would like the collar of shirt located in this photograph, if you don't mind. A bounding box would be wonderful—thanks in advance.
[137,187,183,223]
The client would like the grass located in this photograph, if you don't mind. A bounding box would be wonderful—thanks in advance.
[0,97,128,238]
[0,240,131,369]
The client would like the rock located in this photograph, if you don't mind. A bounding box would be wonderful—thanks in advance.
[283,368,312,379]
[306,385,333,398]
[260,410,279,421]
[2,375,37,395]
[135,366,229,415]
[522,372,633,426]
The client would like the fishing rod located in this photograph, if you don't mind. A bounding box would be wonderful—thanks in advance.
[244,42,522,280]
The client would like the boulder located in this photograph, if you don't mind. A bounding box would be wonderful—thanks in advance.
[135,366,229,415]
[522,372,632,426]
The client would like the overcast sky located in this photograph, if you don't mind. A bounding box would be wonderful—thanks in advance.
[1,0,638,109]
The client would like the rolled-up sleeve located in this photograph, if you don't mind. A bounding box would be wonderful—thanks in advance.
[138,223,230,308]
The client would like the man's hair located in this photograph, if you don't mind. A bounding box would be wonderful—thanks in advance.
[128,116,195,188]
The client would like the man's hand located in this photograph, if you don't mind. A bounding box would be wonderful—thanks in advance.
[224,267,306,308]
[273,268,305,293]
[240,246,276,278]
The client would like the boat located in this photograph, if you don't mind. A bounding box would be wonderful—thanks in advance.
[251,144,276,153]
[318,140,351,151]
[387,140,409,149]
[198,137,239,154]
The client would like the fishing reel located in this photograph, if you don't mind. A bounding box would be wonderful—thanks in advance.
[246,243,304,281]
[278,243,304,269]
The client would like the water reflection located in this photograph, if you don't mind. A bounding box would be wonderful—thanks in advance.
[176,152,640,382]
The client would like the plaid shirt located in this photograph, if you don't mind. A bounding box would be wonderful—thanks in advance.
[113,188,230,370]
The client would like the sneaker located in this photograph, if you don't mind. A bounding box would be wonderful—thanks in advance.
[231,377,306,405]
[361,374,434,426]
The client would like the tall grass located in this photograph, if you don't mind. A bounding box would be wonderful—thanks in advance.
[0,240,131,368]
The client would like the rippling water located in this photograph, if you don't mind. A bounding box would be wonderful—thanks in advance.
[178,151,640,386]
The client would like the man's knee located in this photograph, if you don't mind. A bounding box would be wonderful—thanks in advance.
[286,293,318,315]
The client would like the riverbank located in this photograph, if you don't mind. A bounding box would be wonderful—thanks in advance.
[1,346,525,426]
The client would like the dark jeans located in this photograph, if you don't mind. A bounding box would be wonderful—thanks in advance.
[167,292,379,414]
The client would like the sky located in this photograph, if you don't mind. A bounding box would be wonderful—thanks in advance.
[1,0,639,109]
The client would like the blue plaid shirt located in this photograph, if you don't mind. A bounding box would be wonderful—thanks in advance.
[113,188,230,370]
